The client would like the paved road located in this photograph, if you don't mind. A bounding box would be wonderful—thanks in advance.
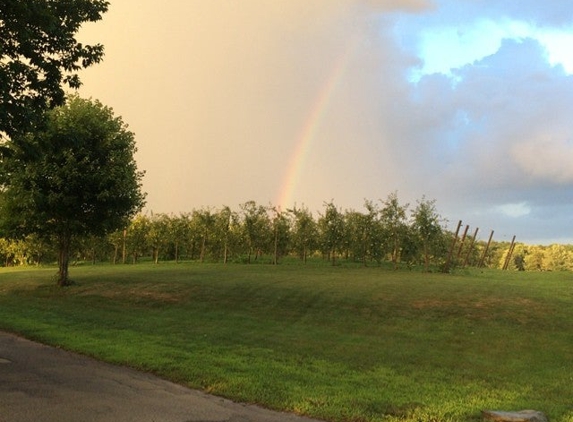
[0,331,323,422]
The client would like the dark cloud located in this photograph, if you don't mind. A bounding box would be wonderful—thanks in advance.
[386,37,573,241]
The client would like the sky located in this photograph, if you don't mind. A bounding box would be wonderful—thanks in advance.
[77,0,573,245]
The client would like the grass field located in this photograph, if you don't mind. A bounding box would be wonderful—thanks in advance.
[0,261,572,421]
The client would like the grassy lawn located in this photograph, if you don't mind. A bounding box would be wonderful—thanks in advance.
[0,261,572,421]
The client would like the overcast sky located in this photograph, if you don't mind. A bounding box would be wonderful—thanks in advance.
[78,0,573,245]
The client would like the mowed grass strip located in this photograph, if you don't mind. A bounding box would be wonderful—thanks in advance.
[0,263,572,422]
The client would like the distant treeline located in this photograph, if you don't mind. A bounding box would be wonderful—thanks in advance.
[1,195,572,272]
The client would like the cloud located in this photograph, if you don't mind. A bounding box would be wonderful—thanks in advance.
[76,0,573,243]
[486,1,573,26]
[496,202,531,218]
[512,137,573,184]
[424,0,573,27]
[379,34,573,240]
[398,38,573,189]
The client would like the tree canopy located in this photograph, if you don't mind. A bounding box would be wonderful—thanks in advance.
[0,96,145,285]
[0,0,109,139]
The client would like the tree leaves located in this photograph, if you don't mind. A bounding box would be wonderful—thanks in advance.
[0,0,108,138]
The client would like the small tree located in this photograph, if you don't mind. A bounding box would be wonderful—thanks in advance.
[125,215,150,264]
[289,205,317,263]
[270,207,291,265]
[380,192,409,270]
[193,208,216,263]
[214,206,235,264]
[170,214,190,264]
[239,201,271,263]
[318,201,345,266]
[411,196,445,271]
[147,213,171,264]
[0,96,145,285]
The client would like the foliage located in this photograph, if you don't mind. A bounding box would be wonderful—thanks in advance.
[380,192,409,269]
[239,201,271,263]
[270,207,291,265]
[318,201,345,265]
[147,213,171,264]
[411,196,446,271]
[0,96,145,285]
[125,214,149,264]
[288,205,318,263]
[508,243,573,272]
[0,0,109,139]
[1,194,572,272]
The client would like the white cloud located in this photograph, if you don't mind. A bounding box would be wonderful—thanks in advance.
[537,30,573,73]
[496,202,532,218]
[411,18,573,81]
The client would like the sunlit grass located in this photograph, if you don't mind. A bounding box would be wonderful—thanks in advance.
[0,262,572,421]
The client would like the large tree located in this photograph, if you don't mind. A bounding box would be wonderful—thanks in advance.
[0,0,108,139]
[0,96,145,285]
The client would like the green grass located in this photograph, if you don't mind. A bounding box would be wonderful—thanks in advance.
[0,262,573,421]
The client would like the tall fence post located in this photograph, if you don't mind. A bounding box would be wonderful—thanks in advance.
[503,236,517,270]
[456,225,470,259]
[478,230,494,268]
[462,227,479,268]
[443,220,462,273]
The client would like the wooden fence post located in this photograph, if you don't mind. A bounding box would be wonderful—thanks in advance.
[443,220,462,273]
[456,225,470,259]
[503,236,517,270]
[478,230,494,268]
[462,227,479,268]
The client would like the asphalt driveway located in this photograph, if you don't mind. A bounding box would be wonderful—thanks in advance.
[0,331,323,422]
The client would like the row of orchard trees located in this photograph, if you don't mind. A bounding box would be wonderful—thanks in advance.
[1,193,572,271]
[0,193,449,269]
[108,194,455,270]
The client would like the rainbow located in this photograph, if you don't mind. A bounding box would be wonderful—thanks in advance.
[275,37,358,209]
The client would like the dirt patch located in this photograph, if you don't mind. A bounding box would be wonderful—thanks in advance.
[74,284,190,305]
[409,297,551,323]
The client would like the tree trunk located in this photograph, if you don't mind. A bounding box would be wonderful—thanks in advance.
[57,234,72,286]
[392,238,399,270]
[122,229,127,264]
[200,235,206,262]
[273,226,279,265]
[112,244,119,265]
